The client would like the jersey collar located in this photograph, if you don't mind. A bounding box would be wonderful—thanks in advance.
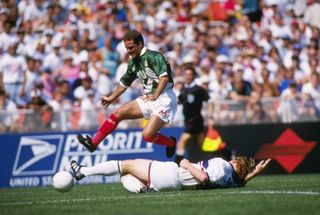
[229,163,245,187]
[185,81,196,88]
[140,47,147,56]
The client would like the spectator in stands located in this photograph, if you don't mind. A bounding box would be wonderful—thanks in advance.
[57,52,80,87]
[75,59,97,88]
[43,40,63,72]
[302,72,320,116]
[71,156,271,192]
[0,21,13,53]
[0,8,10,33]
[99,36,119,79]
[41,67,56,96]
[175,66,210,164]
[260,68,279,97]
[0,38,27,107]
[0,89,19,133]
[229,70,252,102]
[25,88,52,131]
[25,56,41,102]
[16,29,28,57]
[71,40,87,67]
[56,80,73,102]
[73,76,96,102]
[303,0,320,28]
[279,66,301,93]
[278,80,301,123]
[246,82,265,123]
[48,89,72,112]
[78,89,99,130]
[208,0,239,23]
[241,0,261,22]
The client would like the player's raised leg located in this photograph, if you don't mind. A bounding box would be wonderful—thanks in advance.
[77,100,143,152]
[142,115,176,158]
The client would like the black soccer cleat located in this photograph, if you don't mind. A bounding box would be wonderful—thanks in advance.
[70,160,85,181]
[166,136,177,158]
[77,134,97,153]
[174,155,184,165]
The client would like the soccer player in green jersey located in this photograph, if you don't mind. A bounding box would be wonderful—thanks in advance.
[77,30,177,158]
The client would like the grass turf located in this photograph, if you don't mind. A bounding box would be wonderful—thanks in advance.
[1,174,319,215]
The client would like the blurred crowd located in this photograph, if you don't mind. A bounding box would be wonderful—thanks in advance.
[0,0,320,132]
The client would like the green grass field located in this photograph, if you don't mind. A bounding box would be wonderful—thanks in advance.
[1,174,319,215]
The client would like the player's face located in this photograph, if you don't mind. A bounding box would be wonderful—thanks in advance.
[124,39,142,59]
[184,69,194,84]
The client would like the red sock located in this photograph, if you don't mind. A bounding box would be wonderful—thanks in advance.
[144,133,174,147]
[92,113,119,146]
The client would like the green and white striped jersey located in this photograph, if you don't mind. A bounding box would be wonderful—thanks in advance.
[120,47,174,94]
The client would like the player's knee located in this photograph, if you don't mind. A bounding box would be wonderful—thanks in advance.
[120,174,146,193]
[111,110,121,119]
[142,133,155,142]
[142,128,157,141]
[121,159,135,174]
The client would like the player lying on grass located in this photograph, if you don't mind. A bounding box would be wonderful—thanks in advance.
[71,156,271,193]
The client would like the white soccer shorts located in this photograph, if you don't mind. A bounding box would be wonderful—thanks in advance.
[135,88,177,124]
[149,161,181,192]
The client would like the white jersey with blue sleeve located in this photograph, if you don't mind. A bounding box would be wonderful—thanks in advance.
[201,158,239,188]
[178,158,242,189]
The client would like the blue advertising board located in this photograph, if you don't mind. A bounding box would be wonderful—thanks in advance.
[0,127,183,188]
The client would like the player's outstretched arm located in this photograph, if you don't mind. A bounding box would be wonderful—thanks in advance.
[100,84,126,107]
[244,159,272,183]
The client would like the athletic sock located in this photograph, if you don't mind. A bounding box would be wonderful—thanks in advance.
[81,161,122,176]
[144,133,175,147]
[175,149,185,156]
[92,113,119,146]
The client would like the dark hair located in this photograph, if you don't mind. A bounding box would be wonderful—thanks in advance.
[123,30,144,46]
[183,66,197,78]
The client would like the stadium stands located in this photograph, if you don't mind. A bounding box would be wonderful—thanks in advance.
[0,0,319,133]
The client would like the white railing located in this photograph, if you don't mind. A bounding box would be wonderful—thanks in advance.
[0,97,319,134]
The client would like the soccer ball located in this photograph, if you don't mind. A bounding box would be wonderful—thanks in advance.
[52,171,74,193]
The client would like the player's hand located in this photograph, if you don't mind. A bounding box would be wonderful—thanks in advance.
[100,96,112,107]
[254,159,272,174]
[179,159,191,169]
[140,94,156,102]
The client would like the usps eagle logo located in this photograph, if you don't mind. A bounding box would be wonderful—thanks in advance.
[12,135,64,176]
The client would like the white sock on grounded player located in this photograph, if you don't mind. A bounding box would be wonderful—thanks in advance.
[81,161,122,176]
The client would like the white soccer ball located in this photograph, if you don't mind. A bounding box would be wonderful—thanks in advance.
[52,171,74,193]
